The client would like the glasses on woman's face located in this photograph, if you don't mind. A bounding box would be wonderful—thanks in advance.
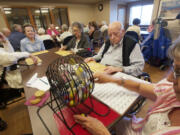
[173,66,180,79]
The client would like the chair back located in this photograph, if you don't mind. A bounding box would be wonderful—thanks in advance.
[43,40,55,50]
[63,35,74,46]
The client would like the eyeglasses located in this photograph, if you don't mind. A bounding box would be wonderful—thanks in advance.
[173,66,180,79]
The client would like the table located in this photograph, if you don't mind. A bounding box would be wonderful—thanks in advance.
[21,48,141,135]
[22,48,60,135]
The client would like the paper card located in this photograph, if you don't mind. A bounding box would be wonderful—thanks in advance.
[32,50,49,56]
[55,50,72,56]
[87,61,106,73]
[25,56,42,65]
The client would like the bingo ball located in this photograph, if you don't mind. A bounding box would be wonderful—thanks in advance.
[46,54,94,107]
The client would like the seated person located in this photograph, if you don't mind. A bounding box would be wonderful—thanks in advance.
[47,24,60,39]
[126,18,141,37]
[0,32,37,88]
[74,42,180,135]
[57,24,72,43]
[8,24,26,51]
[37,28,53,41]
[100,21,108,33]
[20,24,45,53]
[85,22,144,77]
[147,20,155,33]
[88,21,99,41]
[60,22,92,57]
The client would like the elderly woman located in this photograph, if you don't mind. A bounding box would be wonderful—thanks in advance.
[74,43,180,135]
[88,21,99,41]
[37,28,52,41]
[60,22,92,57]
[57,24,72,43]
[20,24,45,53]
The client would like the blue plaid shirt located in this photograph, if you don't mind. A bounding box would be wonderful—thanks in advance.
[20,36,45,53]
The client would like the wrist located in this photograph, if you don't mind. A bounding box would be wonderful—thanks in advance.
[115,78,125,86]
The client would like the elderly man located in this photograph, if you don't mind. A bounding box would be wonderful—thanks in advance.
[8,24,25,51]
[85,22,144,76]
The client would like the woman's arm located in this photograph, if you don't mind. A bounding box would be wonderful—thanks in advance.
[74,115,110,135]
[94,72,156,101]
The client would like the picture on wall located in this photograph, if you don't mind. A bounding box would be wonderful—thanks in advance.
[158,0,180,19]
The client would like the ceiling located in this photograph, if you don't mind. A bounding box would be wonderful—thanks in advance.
[0,0,151,4]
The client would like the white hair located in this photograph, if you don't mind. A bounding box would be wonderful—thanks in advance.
[38,28,45,35]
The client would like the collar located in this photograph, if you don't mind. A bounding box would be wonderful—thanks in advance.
[111,39,123,49]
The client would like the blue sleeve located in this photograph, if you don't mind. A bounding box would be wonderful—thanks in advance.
[41,41,45,50]
[20,40,26,52]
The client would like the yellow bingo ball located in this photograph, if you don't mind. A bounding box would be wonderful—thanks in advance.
[69,90,76,99]
[78,67,83,73]
[70,81,74,87]
[69,58,76,65]
[81,113,85,117]
[89,83,93,89]
[69,100,75,106]
[83,94,88,99]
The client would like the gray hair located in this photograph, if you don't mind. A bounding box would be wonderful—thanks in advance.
[72,22,83,32]
[61,24,69,31]
[38,28,45,35]
[12,24,21,31]
[168,42,180,60]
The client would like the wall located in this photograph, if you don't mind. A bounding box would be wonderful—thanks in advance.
[0,2,94,28]
[93,0,110,24]
[0,10,8,29]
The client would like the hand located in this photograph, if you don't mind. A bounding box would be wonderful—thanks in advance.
[104,66,123,74]
[29,55,38,65]
[74,115,110,135]
[93,72,116,83]
[84,57,95,63]
[0,32,7,43]
[59,46,67,51]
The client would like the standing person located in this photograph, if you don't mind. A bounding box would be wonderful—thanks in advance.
[85,22,144,77]
[74,42,180,135]
[60,22,92,57]
[8,24,26,51]
[20,24,45,53]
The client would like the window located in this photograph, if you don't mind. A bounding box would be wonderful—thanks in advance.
[3,8,30,28]
[3,7,69,30]
[31,8,51,30]
[52,8,69,26]
[129,4,153,25]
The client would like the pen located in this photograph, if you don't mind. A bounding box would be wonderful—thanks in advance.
[39,78,48,85]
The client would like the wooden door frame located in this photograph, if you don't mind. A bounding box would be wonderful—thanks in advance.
[117,4,128,30]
